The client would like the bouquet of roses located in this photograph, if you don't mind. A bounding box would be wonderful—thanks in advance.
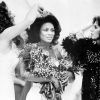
[19,43,73,99]
[28,45,72,81]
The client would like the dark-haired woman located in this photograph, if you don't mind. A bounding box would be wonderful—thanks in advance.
[19,11,74,100]
[0,2,42,100]
[62,16,100,100]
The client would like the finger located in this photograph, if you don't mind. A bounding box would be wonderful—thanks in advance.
[38,8,43,14]
[62,77,69,82]
[39,6,44,11]
[38,7,45,15]
[62,74,68,78]
[62,80,68,85]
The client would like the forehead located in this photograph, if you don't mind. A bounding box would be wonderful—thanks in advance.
[41,22,54,29]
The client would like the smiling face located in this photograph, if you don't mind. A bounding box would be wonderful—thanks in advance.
[40,22,55,43]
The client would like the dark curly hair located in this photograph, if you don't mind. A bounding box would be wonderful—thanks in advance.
[0,1,14,34]
[93,16,100,27]
[27,13,61,45]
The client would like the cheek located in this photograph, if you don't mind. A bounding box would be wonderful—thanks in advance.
[52,32,55,40]
[51,31,55,35]
[40,32,46,41]
[53,32,55,37]
[40,31,55,42]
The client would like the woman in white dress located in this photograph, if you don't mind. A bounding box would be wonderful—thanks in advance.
[19,11,75,100]
[0,2,42,100]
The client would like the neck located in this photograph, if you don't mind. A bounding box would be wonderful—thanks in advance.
[38,41,52,49]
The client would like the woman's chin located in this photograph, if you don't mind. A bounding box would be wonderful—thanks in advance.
[45,40,52,43]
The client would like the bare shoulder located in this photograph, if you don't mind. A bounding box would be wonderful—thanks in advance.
[53,44,68,57]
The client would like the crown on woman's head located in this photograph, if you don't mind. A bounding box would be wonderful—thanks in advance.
[41,11,52,17]
[39,7,52,18]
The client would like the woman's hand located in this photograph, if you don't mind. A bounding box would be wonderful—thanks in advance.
[51,77,60,89]
[66,71,75,83]
[91,28,100,39]
[60,72,69,86]
[14,77,26,86]
[61,71,75,85]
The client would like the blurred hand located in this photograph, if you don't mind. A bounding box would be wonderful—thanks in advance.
[62,71,75,84]
[67,71,75,83]
[20,81,26,86]
[61,72,69,85]
[91,28,100,39]
[51,77,59,89]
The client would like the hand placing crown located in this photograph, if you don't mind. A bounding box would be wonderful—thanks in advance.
[38,7,51,18]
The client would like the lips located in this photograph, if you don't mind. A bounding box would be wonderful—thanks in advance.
[47,37,52,39]
[47,38,53,41]
[46,36,53,39]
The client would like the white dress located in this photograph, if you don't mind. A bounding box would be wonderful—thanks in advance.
[26,45,83,100]
[62,72,83,100]
[0,45,19,100]
[56,45,83,100]
[26,73,83,100]
[26,83,46,100]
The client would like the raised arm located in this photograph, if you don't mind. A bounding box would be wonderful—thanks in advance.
[0,4,41,41]
[70,24,93,40]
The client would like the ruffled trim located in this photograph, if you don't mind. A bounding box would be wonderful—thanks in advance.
[62,36,100,65]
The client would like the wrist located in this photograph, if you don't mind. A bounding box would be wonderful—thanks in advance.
[24,19,34,27]
[21,81,25,86]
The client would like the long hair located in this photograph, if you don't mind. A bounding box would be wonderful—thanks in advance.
[0,1,14,33]
[27,12,61,45]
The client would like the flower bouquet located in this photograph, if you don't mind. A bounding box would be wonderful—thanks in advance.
[19,43,74,100]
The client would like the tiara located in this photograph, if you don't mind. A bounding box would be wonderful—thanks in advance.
[39,8,52,18]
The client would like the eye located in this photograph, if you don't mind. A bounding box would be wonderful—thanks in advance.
[51,28,55,32]
[43,28,48,31]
